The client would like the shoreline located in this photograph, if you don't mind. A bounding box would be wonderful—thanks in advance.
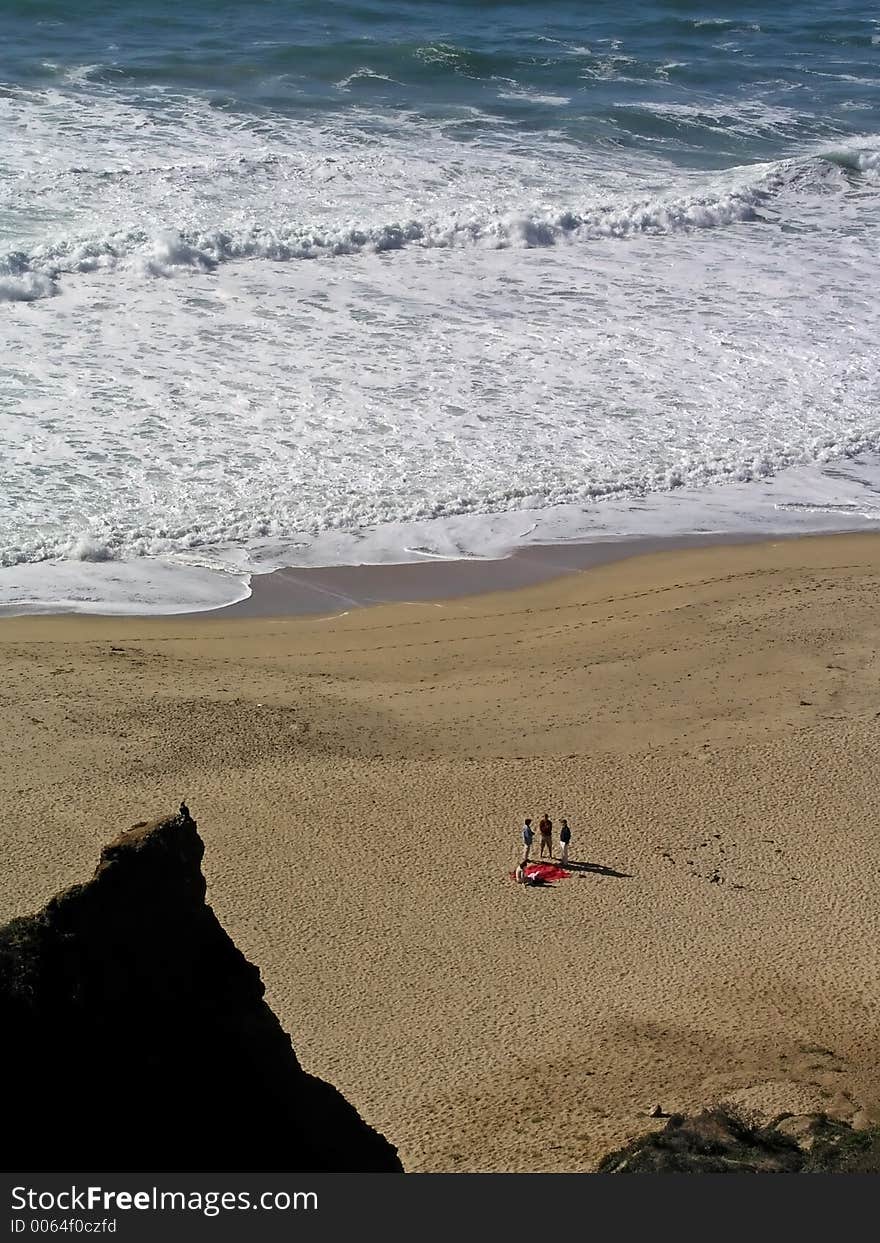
[0,525,875,630]
[202,524,870,620]
[216,531,761,620]
[6,447,880,621]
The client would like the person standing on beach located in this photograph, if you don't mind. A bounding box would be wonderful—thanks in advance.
[538,812,553,858]
[521,818,534,862]
[559,818,571,864]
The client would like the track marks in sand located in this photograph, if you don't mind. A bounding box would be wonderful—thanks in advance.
[656,831,799,893]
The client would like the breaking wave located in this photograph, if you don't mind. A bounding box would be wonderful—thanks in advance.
[2,147,875,303]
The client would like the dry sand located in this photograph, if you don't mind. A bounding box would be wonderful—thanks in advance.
[1,531,879,1171]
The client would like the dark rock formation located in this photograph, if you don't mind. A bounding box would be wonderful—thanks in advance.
[0,813,402,1172]
[596,1107,880,1173]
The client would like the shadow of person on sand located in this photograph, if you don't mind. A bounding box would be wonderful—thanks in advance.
[562,860,632,879]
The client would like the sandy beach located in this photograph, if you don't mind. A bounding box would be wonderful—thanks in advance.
[1,531,879,1171]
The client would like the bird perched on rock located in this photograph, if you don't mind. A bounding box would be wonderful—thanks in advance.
[178,800,190,821]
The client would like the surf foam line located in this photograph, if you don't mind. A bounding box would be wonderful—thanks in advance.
[4,422,880,572]
[2,147,873,303]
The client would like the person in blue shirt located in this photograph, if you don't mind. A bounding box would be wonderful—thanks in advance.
[521,818,534,862]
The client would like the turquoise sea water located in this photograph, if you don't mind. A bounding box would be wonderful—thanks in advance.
[3,2,879,153]
[3,1,880,196]
[1,3,879,611]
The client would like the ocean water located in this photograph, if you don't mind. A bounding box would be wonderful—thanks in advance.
[1,1,879,613]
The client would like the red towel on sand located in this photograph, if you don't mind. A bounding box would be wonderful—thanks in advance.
[510,863,570,883]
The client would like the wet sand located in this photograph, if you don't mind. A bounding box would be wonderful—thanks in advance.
[221,531,771,618]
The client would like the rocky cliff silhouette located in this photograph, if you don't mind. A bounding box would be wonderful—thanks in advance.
[0,812,402,1172]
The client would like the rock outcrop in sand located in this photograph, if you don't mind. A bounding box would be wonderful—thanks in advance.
[596,1108,880,1173]
[0,812,402,1172]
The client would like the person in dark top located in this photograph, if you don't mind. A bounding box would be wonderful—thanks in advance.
[538,812,553,858]
[559,818,572,864]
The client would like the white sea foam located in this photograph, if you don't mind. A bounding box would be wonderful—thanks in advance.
[614,97,845,140]
[1,74,879,614]
[496,86,571,107]
[68,534,116,563]
[0,271,57,301]
[0,558,249,616]
[3,454,880,616]
[335,68,403,90]
[0,148,866,303]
